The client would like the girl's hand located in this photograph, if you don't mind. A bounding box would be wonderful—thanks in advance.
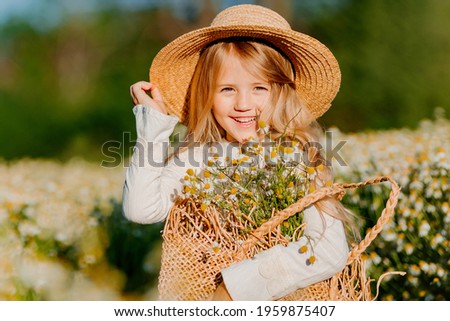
[209,282,232,301]
[130,81,168,115]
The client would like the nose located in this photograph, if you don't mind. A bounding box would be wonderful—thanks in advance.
[234,92,252,112]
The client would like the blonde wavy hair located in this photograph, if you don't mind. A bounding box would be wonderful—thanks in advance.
[181,40,360,241]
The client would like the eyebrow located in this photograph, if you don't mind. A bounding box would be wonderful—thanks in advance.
[216,81,270,86]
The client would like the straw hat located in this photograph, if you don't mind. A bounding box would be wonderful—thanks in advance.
[149,4,341,124]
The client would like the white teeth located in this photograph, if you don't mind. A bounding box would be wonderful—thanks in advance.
[232,117,256,123]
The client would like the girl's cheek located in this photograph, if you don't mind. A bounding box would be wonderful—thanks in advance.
[257,102,267,112]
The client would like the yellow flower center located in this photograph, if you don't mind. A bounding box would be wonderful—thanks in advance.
[258,119,267,129]
[284,147,294,154]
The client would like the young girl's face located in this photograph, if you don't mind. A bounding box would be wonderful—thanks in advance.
[212,54,270,142]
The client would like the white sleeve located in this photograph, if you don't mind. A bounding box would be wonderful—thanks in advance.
[122,105,187,224]
[221,205,349,301]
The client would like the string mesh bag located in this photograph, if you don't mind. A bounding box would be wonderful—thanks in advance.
[157,176,402,301]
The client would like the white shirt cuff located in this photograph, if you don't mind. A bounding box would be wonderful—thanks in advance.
[133,104,179,142]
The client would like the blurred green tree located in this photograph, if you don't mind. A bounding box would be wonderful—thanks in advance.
[0,8,165,160]
[304,0,450,131]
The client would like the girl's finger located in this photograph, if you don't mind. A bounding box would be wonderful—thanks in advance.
[131,82,149,95]
[149,85,164,103]
[140,81,152,91]
[129,81,167,114]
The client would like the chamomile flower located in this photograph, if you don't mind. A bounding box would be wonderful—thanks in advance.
[257,119,270,135]
[211,241,221,253]
[217,172,227,183]
[282,146,295,162]
[265,147,279,165]
[202,182,213,194]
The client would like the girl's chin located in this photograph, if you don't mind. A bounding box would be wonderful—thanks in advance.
[226,131,258,143]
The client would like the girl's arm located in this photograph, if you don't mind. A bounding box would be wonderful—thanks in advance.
[220,204,349,301]
[124,82,195,224]
[122,104,186,224]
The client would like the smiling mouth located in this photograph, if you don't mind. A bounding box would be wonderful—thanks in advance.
[230,117,256,124]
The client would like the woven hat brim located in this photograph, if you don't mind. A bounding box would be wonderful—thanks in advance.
[150,25,341,123]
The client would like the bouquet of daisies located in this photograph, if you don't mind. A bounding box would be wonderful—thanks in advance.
[181,133,320,253]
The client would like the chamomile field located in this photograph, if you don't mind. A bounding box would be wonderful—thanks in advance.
[1,117,448,300]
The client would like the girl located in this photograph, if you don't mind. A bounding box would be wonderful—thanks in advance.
[123,4,358,301]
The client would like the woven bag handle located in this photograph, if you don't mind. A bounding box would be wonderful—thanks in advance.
[238,176,401,265]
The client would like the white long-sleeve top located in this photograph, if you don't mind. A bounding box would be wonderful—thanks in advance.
[122,105,349,301]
